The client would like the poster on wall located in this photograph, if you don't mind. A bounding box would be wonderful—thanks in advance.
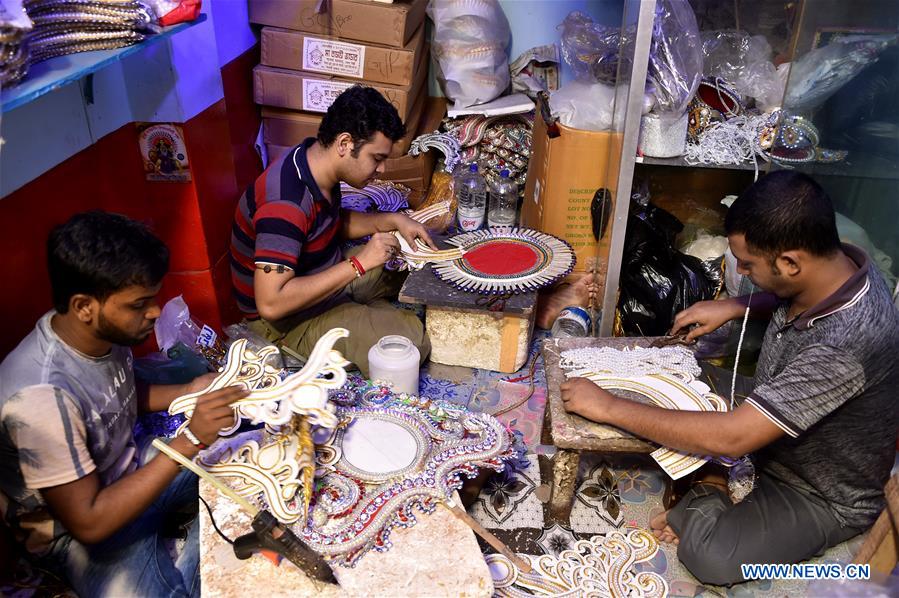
[137,123,192,182]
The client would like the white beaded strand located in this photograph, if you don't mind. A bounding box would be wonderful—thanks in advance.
[560,345,702,378]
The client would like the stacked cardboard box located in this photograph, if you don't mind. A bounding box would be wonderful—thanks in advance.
[250,0,431,161]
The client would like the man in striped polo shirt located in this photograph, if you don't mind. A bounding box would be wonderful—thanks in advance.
[560,172,899,585]
[230,86,435,376]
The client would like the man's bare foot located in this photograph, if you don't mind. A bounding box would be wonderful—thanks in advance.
[536,274,598,329]
[650,509,680,545]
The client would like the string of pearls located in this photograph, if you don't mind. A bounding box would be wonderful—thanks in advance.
[559,345,702,379]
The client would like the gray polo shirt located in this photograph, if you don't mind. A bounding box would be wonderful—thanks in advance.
[745,245,899,529]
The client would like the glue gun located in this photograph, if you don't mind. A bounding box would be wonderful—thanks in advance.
[150,439,337,585]
[233,510,337,584]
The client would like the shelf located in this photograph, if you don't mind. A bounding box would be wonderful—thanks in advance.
[1,15,206,114]
[635,155,763,172]
[635,153,899,180]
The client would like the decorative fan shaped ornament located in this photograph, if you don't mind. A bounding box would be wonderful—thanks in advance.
[432,227,576,294]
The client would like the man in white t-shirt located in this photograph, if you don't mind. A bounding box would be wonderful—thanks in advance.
[0,211,246,597]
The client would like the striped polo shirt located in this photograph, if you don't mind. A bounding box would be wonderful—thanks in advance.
[230,138,344,320]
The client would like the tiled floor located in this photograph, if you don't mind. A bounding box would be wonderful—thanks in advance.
[423,331,872,597]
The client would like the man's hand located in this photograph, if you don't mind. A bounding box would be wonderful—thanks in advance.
[186,372,217,395]
[560,377,617,422]
[356,232,401,271]
[670,298,744,342]
[390,214,438,251]
[188,386,247,445]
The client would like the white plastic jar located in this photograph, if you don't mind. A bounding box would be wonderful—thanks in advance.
[367,335,421,395]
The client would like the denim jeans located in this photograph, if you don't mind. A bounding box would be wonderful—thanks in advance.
[42,470,200,598]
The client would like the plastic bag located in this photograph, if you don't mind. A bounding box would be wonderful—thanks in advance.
[549,81,616,130]
[143,0,201,26]
[558,11,623,84]
[618,201,718,336]
[154,295,226,369]
[647,0,702,114]
[785,35,897,112]
[428,0,510,109]
[701,30,784,111]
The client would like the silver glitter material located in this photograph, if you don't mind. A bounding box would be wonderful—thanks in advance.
[639,112,688,158]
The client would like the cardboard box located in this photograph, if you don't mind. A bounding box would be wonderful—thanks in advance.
[254,45,426,121]
[261,24,425,87]
[521,118,623,273]
[262,87,426,157]
[377,96,447,207]
[249,0,427,48]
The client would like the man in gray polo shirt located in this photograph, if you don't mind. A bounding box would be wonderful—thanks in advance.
[561,171,899,585]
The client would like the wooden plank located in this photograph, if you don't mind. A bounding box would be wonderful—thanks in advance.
[854,474,899,573]
[498,316,522,372]
[398,262,537,317]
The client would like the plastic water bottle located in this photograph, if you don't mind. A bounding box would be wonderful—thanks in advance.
[455,163,487,231]
[487,169,517,228]
[550,306,593,338]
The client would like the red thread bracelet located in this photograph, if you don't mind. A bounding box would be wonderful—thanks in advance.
[350,256,365,276]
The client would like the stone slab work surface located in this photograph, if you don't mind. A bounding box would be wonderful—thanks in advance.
[200,481,493,597]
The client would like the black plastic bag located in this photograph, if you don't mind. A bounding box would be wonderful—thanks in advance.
[618,201,718,336]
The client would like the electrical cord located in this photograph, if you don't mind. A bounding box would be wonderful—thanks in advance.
[199,495,234,545]
[489,352,540,417]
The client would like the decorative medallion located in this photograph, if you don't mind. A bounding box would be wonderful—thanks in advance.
[432,227,576,294]
[293,377,519,567]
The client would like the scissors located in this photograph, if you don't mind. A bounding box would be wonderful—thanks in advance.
[649,331,694,348]
[476,292,514,312]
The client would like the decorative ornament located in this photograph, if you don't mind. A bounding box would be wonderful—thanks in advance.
[486,529,668,598]
[295,377,519,567]
[686,97,712,143]
[198,431,308,524]
[409,132,462,173]
[432,227,576,295]
[340,179,411,213]
[390,202,466,271]
[694,76,743,119]
[572,369,729,480]
[168,329,349,434]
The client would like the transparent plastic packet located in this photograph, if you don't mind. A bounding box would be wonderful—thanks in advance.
[701,30,784,111]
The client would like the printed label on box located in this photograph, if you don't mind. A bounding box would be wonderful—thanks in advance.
[302,79,354,112]
[302,37,366,78]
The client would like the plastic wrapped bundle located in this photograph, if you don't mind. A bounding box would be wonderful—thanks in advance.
[0,0,32,86]
[701,30,783,111]
[428,0,510,109]
[22,0,156,66]
[558,11,624,85]
[647,0,702,115]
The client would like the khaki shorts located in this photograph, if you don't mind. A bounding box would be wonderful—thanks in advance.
[246,247,430,377]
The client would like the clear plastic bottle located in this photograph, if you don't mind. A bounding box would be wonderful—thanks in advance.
[550,306,593,338]
[487,169,517,228]
[455,163,487,231]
